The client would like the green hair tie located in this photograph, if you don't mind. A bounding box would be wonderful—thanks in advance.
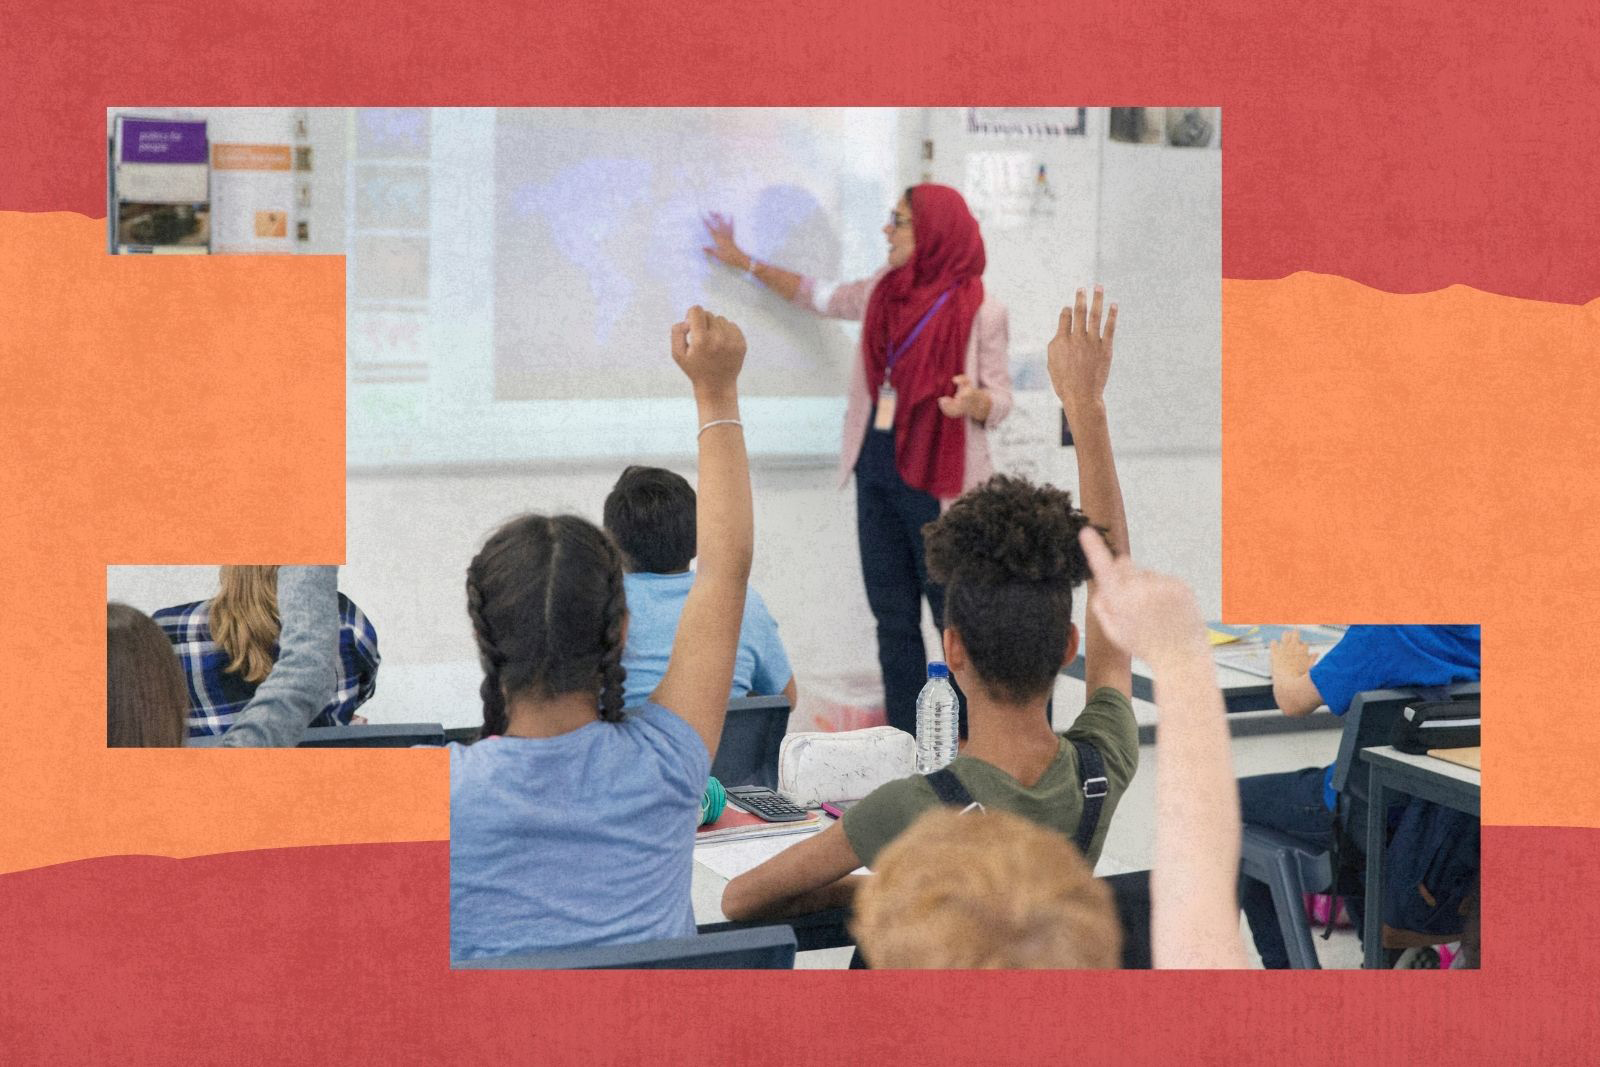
[700,776,726,826]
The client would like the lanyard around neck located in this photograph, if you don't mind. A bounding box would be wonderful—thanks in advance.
[885,287,955,373]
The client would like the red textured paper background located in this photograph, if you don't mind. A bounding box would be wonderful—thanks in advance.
[1,828,1594,1063]
[2,0,1598,1059]
[4,1,1597,303]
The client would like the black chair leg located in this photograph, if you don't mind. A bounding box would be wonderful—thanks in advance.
[1269,849,1321,969]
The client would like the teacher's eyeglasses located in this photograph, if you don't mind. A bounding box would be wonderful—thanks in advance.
[887,211,912,230]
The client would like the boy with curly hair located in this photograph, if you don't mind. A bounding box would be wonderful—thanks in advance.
[723,287,1136,923]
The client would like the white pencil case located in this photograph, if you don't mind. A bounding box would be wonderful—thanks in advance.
[777,727,917,807]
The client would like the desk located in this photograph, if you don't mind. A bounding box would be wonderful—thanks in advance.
[1065,625,1344,717]
[1063,649,1345,743]
[1360,745,1481,968]
[1066,652,1275,713]
[692,828,856,956]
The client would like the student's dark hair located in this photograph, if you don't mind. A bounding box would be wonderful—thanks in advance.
[602,465,697,574]
[466,514,628,736]
[107,603,190,748]
[922,474,1097,704]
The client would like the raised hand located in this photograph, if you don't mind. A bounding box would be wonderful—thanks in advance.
[1269,631,1317,679]
[936,374,987,420]
[671,305,747,394]
[1079,527,1207,672]
[1047,285,1117,411]
[701,211,750,270]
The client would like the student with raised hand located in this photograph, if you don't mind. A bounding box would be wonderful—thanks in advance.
[851,541,1248,971]
[107,566,340,749]
[449,307,752,960]
[1078,529,1249,969]
[153,565,380,738]
[217,565,341,749]
[721,287,1134,925]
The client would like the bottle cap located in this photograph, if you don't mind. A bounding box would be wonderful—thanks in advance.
[927,661,950,679]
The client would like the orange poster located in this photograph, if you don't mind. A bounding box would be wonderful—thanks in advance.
[212,143,293,170]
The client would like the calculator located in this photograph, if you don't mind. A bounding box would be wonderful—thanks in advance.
[725,786,811,822]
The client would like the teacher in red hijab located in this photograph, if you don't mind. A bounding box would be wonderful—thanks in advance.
[703,184,1012,736]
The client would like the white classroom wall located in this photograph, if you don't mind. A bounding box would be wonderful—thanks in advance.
[106,107,1220,732]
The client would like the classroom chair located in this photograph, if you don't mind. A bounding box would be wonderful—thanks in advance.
[709,695,790,788]
[295,722,446,747]
[700,908,854,955]
[185,723,448,748]
[1238,683,1479,968]
[451,925,798,970]
[1105,869,1154,969]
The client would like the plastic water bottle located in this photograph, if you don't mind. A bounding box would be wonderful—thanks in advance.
[915,662,959,773]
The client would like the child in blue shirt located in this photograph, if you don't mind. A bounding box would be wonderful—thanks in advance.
[449,308,755,960]
[603,465,795,710]
[1239,624,1480,968]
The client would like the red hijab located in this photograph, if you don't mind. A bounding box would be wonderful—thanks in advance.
[861,184,986,499]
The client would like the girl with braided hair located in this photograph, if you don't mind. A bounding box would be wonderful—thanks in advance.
[450,306,754,960]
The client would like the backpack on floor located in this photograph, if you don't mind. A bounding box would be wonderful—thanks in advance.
[1382,799,1479,937]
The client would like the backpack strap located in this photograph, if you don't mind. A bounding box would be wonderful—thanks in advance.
[924,766,975,808]
[926,742,1108,856]
[854,767,975,972]
[1072,739,1110,856]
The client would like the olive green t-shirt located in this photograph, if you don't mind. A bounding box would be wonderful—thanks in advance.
[840,687,1138,868]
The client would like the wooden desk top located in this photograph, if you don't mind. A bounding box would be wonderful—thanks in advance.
[1428,746,1480,771]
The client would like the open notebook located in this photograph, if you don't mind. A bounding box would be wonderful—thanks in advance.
[696,807,821,844]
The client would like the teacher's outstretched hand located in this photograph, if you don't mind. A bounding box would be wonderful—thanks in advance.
[701,212,751,271]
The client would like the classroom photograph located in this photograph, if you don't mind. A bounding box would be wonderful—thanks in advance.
[103,107,1480,971]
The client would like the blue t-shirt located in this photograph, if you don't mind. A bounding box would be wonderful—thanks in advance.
[1309,625,1481,809]
[448,700,710,960]
[620,572,793,709]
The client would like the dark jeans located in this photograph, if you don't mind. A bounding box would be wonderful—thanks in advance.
[1237,767,1368,969]
[854,427,966,737]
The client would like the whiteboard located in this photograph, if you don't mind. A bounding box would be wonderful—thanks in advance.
[348,108,904,469]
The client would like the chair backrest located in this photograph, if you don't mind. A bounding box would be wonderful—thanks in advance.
[296,723,447,748]
[185,722,446,748]
[451,925,798,970]
[1104,869,1153,970]
[1331,682,1479,802]
[709,695,790,788]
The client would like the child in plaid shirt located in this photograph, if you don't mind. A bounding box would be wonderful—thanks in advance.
[153,565,380,738]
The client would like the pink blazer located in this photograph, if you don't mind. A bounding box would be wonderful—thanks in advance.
[796,270,1012,501]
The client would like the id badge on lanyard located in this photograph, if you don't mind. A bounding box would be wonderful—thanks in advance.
[873,384,896,431]
[874,288,954,433]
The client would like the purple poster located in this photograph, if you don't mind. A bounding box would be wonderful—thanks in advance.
[119,119,208,163]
